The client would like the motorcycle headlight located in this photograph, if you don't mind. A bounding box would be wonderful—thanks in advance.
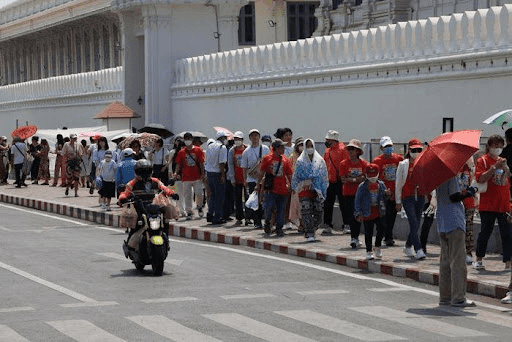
[149,218,160,230]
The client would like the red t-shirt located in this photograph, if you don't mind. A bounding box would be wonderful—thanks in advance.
[475,154,510,213]
[401,161,416,199]
[459,164,476,209]
[339,158,369,196]
[233,146,246,184]
[372,153,404,201]
[324,142,349,183]
[364,182,381,221]
[260,153,293,195]
[175,146,204,182]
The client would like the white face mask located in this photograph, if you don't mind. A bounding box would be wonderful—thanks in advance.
[306,147,315,155]
[368,176,378,183]
[222,139,228,146]
[234,140,243,147]
[490,147,503,156]
[297,146,304,152]
[262,141,271,147]
[410,152,421,159]
[184,140,192,146]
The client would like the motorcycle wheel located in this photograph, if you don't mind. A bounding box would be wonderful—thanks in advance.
[135,262,145,271]
[152,260,164,276]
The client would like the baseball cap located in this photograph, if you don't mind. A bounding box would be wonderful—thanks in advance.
[272,138,286,149]
[325,130,339,141]
[261,134,272,142]
[366,164,379,177]
[123,148,134,157]
[380,136,393,147]
[70,133,77,139]
[0,136,7,141]
[105,150,113,157]
[233,131,244,139]
[93,134,102,140]
[408,138,423,149]
[216,131,228,139]
[347,139,363,150]
[249,129,260,136]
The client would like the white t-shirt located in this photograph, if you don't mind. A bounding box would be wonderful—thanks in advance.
[10,142,27,165]
[152,148,169,165]
[205,141,228,173]
[241,144,271,183]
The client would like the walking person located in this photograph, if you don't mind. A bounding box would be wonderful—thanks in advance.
[473,134,512,270]
[80,139,91,187]
[169,137,187,216]
[29,136,42,184]
[242,129,271,228]
[10,136,28,188]
[97,151,118,211]
[62,134,84,197]
[150,138,169,185]
[291,139,328,242]
[0,136,9,185]
[174,132,205,220]
[323,130,349,236]
[88,135,99,193]
[256,139,293,237]
[228,131,248,225]
[339,139,369,249]
[372,136,403,245]
[395,138,427,260]
[459,158,478,264]
[205,131,228,224]
[92,137,109,198]
[502,266,512,303]
[436,175,477,307]
[354,164,387,260]
[51,134,66,187]
[289,137,305,231]
[37,139,51,185]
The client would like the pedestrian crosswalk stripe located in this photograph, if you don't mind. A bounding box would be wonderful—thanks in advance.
[127,315,221,342]
[203,313,316,342]
[0,307,35,313]
[296,289,350,295]
[46,320,126,342]
[220,293,276,300]
[350,306,489,337]
[421,304,512,327]
[0,324,30,342]
[140,297,198,303]
[275,310,407,341]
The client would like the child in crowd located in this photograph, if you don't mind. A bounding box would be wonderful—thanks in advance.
[354,164,387,260]
[97,150,118,211]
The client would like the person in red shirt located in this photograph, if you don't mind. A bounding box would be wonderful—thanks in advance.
[228,131,248,225]
[256,139,293,237]
[339,139,369,248]
[474,134,512,270]
[322,130,350,235]
[372,136,404,246]
[173,132,205,220]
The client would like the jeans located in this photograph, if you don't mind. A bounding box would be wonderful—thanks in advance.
[384,198,398,242]
[364,217,385,252]
[14,163,25,185]
[223,180,234,219]
[476,211,512,262]
[264,193,288,232]
[402,196,425,252]
[343,195,361,239]
[439,229,468,304]
[324,181,343,227]
[207,172,225,222]
[183,179,204,214]
[234,184,247,221]
[300,196,323,238]
[246,182,263,226]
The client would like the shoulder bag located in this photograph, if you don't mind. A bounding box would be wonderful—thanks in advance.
[247,146,263,179]
[264,157,282,190]
[471,158,488,194]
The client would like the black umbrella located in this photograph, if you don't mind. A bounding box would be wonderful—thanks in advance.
[138,123,173,138]
[175,131,208,144]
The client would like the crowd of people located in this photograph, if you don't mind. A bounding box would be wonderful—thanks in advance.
[0,126,511,305]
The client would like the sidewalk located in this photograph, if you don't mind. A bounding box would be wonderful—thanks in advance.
[1,182,510,300]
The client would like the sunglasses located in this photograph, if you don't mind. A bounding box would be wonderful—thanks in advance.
[410,148,422,153]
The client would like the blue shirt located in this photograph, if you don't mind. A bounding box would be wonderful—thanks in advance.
[116,157,137,187]
[436,177,466,233]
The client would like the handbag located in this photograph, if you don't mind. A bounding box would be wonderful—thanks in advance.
[245,191,259,210]
[263,157,282,190]
[120,203,138,228]
[247,146,263,179]
[472,158,489,194]
[95,176,103,190]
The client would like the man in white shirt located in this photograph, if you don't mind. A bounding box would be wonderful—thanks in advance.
[10,137,28,188]
[241,129,270,229]
[205,131,228,224]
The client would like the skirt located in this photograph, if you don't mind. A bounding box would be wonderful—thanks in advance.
[98,180,116,198]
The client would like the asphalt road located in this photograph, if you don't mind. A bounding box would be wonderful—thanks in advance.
[0,203,511,342]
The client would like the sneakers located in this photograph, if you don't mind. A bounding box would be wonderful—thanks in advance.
[100,203,106,211]
[374,247,382,260]
[472,261,485,270]
[198,207,204,218]
[403,247,414,257]
[385,239,395,247]
[245,219,252,226]
[366,252,374,260]
[342,225,351,235]
[235,220,243,226]
[106,205,111,212]
[276,230,285,237]
[465,255,473,264]
[321,226,333,236]
[501,292,512,304]
[451,299,476,307]
[284,222,294,230]
[186,213,192,220]
[415,249,427,260]
[350,238,361,249]
[307,236,316,243]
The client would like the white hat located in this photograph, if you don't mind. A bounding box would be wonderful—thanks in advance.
[123,148,134,157]
[325,130,339,141]
[380,136,393,147]
[233,131,244,139]
[248,128,260,136]
[216,131,228,139]
[70,133,77,139]
[0,136,7,141]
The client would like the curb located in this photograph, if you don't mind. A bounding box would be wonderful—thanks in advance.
[1,192,509,300]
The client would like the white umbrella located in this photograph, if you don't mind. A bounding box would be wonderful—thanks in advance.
[482,109,512,129]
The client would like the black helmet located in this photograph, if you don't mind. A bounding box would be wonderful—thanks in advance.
[134,159,152,182]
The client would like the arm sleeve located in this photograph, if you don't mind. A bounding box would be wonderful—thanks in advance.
[475,157,487,182]
[227,148,235,183]
[354,184,363,217]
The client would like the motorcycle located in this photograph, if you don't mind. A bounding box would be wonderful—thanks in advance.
[122,196,170,276]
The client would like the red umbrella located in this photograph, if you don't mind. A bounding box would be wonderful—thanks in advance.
[411,130,482,195]
[11,125,38,140]
[214,126,234,140]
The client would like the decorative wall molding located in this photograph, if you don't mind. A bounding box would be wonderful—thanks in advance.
[172,5,512,99]
[0,66,122,111]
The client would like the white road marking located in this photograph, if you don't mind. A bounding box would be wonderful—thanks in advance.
[0,307,34,313]
[421,304,512,327]
[204,313,316,342]
[296,289,350,295]
[47,320,126,342]
[96,252,183,266]
[276,309,407,341]
[140,297,198,303]
[127,315,221,342]
[60,301,119,308]
[350,306,489,337]
[366,287,413,292]
[0,203,89,226]
[220,293,276,300]
[0,324,30,342]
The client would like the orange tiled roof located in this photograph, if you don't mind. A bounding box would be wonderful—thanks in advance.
[94,101,140,119]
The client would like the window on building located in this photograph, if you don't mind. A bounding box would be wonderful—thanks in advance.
[239,2,256,46]
[287,2,319,41]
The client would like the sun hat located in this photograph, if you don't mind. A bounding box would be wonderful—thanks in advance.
[366,163,379,177]
[347,139,363,150]
[233,131,244,139]
[380,136,393,147]
[294,136,304,146]
[325,130,339,141]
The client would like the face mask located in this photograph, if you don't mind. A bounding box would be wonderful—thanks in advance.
[184,140,192,146]
[234,140,243,147]
[324,141,331,148]
[297,146,304,152]
[306,148,315,155]
[222,139,228,146]
[410,152,420,159]
[262,142,271,147]
[368,176,378,183]
[383,146,394,155]
[490,147,503,156]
